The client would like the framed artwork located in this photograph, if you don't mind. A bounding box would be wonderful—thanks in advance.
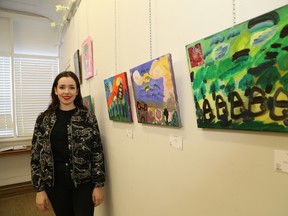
[185,5,288,132]
[81,36,94,80]
[74,49,82,84]
[83,95,94,113]
[104,72,133,122]
[130,53,182,127]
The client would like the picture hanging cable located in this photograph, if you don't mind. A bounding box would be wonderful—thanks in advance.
[85,0,90,35]
[114,0,118,74]
[232,0,236,25]
[149,0,152,60]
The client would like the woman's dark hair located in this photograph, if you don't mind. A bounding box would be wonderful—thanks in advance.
[44,71,87,114]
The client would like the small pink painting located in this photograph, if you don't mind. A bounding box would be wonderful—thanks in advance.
[81,36,94,80]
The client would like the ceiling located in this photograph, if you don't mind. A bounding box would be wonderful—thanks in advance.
[0,0,71,23]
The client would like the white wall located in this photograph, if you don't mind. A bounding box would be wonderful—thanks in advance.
[13,16,58,56]
[0,11,58,56]
[0,154,31,185]
[5,0,286,215]
[0,17,12,53]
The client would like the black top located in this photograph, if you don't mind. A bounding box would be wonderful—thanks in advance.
[50,108,77,163]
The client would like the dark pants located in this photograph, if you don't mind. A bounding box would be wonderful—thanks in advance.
[46,162,95,216]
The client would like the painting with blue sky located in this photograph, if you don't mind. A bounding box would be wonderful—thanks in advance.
[130,53,182,127]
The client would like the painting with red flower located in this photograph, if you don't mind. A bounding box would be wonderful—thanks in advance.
[185,5,288,132]
[188,43,204,68]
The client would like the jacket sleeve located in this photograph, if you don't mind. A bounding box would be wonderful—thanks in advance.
[89,113,106,187]
[30,114,45,192]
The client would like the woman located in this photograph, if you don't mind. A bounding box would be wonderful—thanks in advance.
[31,71,105,216]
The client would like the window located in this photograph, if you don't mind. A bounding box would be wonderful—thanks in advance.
[0,56,13,137]
[0,54,58,139]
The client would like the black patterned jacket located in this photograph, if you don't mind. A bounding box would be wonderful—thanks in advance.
[31,108,105,192]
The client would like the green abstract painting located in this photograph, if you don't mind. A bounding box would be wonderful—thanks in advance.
[185,5,288,132]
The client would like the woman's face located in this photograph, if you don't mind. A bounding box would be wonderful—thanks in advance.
[54,76,78,110]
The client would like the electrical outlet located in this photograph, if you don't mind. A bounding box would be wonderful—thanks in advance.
[169,135,183,150]
[126,128,133,139]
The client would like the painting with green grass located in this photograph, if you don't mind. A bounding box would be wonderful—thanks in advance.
[185,4,288,132]
[104,72,133,122]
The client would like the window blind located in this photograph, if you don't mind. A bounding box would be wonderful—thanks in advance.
[14,56,58,137]
[0,56,13,137]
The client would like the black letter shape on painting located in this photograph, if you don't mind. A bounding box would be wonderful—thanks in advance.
[231,91,246,120]
[216,95,228,120]
[203,99,215,121]
[270,87,288,121]
[248,86,267,117]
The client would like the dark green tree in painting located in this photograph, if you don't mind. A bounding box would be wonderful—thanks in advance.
[224,78,236,102]
[256,66,281,93]
[239,73,254,96]
[280,73,288,89]
[169,111,180,127]
[239,73,254,90]
[209,80,220,100]
[193,67,206,100]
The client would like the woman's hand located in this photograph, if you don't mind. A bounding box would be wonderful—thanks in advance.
[35,191,50,211]
[92,187,104,207]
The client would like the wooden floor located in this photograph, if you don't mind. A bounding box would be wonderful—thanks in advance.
[0,192,55,216]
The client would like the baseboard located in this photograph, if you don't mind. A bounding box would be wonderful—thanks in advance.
[0,181,34,199]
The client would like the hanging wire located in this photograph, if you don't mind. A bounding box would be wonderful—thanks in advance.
[149,0,152,60]
[85,0,90,35]
[232,0,236,25]
[114,0,118,74]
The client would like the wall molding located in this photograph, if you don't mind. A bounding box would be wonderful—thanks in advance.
[0,181,34,199]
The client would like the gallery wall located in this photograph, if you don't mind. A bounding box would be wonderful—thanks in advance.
[60,0,288,216]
